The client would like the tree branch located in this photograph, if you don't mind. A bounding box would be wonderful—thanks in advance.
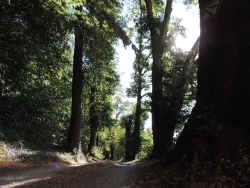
[82,75,92,87]
[161,0,173,44]
[141,92,151,99]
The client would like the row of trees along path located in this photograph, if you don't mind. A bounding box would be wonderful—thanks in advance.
[1,0,250,186]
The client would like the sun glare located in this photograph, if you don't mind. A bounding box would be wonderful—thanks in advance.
[172,2,200,52]
[175,35,189,51]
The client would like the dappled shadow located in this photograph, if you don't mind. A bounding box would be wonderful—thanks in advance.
[0,160,142,188]
[0,152,89,187]
[0,164,60,187]
[0,160,90,188]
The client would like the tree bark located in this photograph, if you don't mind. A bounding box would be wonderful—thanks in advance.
[67,6,84,153]
[173,0,250,166]
[110,144,114,160]
[133,79,142,159]
[67,25,83,153]
[88,86,98,152]
[132,0,143,159]
[124,115,134,160]
[145,0,173,156]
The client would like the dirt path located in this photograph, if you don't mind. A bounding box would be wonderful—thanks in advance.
[0,160,142,188]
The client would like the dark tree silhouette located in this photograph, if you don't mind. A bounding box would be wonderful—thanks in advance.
[173,0,250,172]
[67,6,83,153]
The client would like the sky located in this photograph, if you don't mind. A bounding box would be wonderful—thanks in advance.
[116,1,200,129]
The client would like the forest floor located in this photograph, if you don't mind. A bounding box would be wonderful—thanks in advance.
[0,138,145,187]
[1,139,250,187]
[0,159,143,188]
[1,156,250,188]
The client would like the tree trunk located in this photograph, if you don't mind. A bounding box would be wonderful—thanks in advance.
[173,0,250,166]
[88,126,97,152]
[150,23,165,157]
[67,11,83,153]
[88,86,98,152]
[124,115,134,160]
[145,0,173,156]
[133,80,142,159]
[132,1,143,159]
[104,149,110,159]
[96,136,99,147]
[110,144,114,160]
[164,37,199,149]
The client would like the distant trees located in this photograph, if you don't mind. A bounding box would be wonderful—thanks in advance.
[65,0,124,153]
[0,0,125,153]
[82,40,119,152]
[126,0,151,160]
[144,0,174,156]
[124,115,134,160]
[1,0,209,162]
[123,0,199,158]
[141,0,199,156]
[82,18,119,152]
[162,37,199,149]
[123,112,149,160]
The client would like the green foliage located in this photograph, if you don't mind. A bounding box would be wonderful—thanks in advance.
[80,6,120,148]
[0,0,198,156]
[183,0,198,8]
[106,125,126,159]
[162,48,197,132]
[91,146,105,159]
[89,125,126,160]
[113,94,133,121]
[0,0,72,148]
[137,128,153,159]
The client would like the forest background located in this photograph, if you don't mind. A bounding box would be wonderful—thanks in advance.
[2,0,250,186]
[0,0,199,160]
[3,0,246,167]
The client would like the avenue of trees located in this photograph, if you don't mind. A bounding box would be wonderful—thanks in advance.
[1,0,250,179]
[0,0,154,159]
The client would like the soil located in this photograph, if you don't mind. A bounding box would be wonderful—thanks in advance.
[1,153,250,188]
[2,157,250,188]
[0,160,143,188]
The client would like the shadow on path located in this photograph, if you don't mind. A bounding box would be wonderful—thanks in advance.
[0,160,142,188]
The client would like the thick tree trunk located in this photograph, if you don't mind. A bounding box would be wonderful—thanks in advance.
[151,42,166,156]
[173,0,250,166]
[67,30,83,153]
[88,126,97,152]
[145,0,173,156]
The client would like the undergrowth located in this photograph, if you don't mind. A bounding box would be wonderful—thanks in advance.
[0,127,87,165]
